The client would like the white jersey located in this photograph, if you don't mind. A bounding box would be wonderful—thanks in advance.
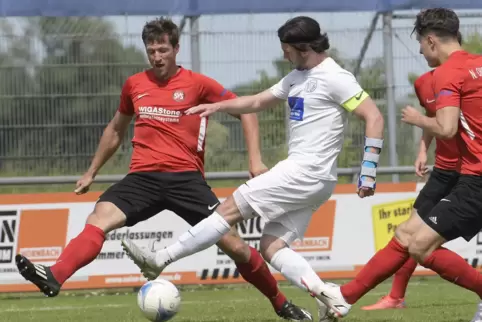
[270,57,365,181]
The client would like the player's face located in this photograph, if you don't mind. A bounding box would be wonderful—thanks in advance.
[417,33,441,68]
[145,34,179,79]
[281,43,305,70]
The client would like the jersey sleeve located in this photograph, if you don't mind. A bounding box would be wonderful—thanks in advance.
[269,73,295,100]
[198,74,237,103]
[118,78,135,115]
[413,77,426,108]
[433,67,462,111]
[328,69,367,112]
[413,78,433,116]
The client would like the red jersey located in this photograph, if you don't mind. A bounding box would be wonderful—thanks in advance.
[414,71,459,170]
[118,67,236,174]
[434,51,482,175]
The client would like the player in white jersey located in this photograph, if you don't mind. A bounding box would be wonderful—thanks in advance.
[122,16,384,321]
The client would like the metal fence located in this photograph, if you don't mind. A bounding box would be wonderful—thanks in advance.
[0,16,481,181]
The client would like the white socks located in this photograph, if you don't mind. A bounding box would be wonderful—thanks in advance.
[270,247,325,292]
[155,212,231,266]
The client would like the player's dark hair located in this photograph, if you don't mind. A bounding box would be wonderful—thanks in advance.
[142,17,180,47]
[278,16,330,53]
[413,8,460,41]
[457,31,463,45]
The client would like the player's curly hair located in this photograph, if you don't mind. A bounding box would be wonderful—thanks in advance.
[413,8,460,41]
[142,17,180,47]
[278,16,330,53]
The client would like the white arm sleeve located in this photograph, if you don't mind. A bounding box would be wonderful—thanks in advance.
[329,69,364,106]
[269,72,294,100]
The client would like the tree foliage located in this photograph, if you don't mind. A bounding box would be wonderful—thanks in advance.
[1,17,147,175]
[3,18,482,181]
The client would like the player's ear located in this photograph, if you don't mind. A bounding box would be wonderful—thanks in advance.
[426,34,436,49]
[174,44,180,55]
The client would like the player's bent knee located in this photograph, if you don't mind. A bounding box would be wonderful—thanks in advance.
[216,227,250,263]
[86,201,127,233]
[232,188,257,220]
[407,240,427,264]
[408,234,437,263]
[394,222,412,247]
[216,195,248,226]
[260,234,287,262]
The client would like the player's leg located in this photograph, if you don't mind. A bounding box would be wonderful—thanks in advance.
[408,176,482,299]
[259,207,323,291]
[169,173,311,320]
[362,168,458,310]
[216,229,291,314]
[315,212,420,316]
[360,209,423,311]
[120,170,312,320]
[16,172,164,297]
[326,208,418,309]
[218,228,312,321]
[143,160,323,268]
[316,181,477,319]
[337,169,458,309]
[229,163,343,317]
[259,207,336,321]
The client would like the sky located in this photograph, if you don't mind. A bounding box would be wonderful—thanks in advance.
[106,10,482,99]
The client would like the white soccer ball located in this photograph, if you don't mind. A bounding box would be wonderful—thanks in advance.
[137,279,181,321]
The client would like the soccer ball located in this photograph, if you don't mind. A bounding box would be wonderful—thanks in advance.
[137,279,181,321]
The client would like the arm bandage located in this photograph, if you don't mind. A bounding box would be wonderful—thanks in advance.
[358,137,383,189]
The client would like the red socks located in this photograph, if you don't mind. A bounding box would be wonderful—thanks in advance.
[235,247,287,311]
[389,257,417,299]
[341,237,410,304]
[422,247,482,299]
[51,224,105,284]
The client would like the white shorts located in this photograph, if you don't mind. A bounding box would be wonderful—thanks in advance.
[233,159,336,244]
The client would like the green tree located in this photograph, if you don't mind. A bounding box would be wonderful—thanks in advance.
[0,20,37,170]
[1,17,148,175]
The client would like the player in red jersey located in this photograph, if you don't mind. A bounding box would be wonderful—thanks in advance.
[362,70,460,310]
[15,18,312,321]
[310,9,482,320]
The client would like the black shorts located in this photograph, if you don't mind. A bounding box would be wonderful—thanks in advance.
[98,171,219,227]
[422,174,482,242]
[413,167,459,219]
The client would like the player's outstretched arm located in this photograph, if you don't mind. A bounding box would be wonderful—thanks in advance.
[186,90,283,117]
[194,74,268,176]
[86,112,132,177]
[75,111,132,194]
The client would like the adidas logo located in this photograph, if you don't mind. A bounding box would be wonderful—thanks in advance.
[429,216,437,224]
[33,264,47,280]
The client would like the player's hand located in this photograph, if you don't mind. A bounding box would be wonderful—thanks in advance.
[414,152,429,177]
[75,173,94,195]
[185,104,220,118]
[357,177,375,198]
[358,186,375,198]
[249,161,269,178]
[401,105,422,126]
